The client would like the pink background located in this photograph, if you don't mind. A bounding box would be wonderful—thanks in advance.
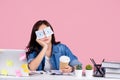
[0,0,120,67]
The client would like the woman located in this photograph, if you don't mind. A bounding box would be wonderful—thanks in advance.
[26,20,81,73]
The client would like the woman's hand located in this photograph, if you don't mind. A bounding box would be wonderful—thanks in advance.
[36,39,48,48]
[61,65,73,73]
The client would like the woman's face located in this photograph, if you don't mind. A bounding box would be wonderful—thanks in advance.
[38,24,52,44]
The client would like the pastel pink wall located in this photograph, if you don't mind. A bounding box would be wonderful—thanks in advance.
[0,0,120,67]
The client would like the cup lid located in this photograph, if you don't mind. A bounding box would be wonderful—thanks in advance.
[59,56,70,63]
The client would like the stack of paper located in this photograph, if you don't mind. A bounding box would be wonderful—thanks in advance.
[102,61,120,79]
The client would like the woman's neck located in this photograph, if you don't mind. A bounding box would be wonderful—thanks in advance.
[47,42,52,50]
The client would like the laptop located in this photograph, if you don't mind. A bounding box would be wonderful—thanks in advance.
[0,49,29,77]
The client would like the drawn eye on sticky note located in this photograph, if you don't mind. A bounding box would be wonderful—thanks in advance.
[21,64,29,73]
[15,70,22,77]
[19,53,26,61]
[35,30,45,39]
[1,69,8,76]
[6,60,13,67]
[44,27,53,37]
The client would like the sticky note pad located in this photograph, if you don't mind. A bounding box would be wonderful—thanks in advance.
[19,53,26,61]
[21,64,28,68]
[23,69,29,73]
[1,69,8,76]
[15,70,22,77]
[21,64,29,73]
[6,60,13,66]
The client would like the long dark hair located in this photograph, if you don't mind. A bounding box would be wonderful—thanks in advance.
[26,20,60,57]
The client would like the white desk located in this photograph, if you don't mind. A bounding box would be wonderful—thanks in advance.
[0,74,120,80]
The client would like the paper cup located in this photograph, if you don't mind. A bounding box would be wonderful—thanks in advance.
[59,56,70,69]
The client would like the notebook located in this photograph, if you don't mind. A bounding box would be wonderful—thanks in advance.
[0,49,29,77]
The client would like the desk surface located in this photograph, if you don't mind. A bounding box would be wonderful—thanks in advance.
[0,74,120,80]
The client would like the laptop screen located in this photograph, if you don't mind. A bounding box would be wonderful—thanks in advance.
[0,49,29,77]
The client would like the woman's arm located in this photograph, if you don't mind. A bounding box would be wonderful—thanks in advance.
[28,39,48,71]
[64,44,81,66]
[60,44,81,73]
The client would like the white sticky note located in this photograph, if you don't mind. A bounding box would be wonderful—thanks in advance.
[35,30,45,39]
[44,27,53,37]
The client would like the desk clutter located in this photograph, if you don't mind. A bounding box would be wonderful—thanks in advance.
[102,61,120,79]
[90,58,105,77]
[30,70,74,76]
[90,58,120,79]
[0,49,120,79]
[77,58,120,79]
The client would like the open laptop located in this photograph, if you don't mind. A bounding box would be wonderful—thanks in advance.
[0,49,29,77]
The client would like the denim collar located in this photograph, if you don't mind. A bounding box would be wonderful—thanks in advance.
[52,44,59,54]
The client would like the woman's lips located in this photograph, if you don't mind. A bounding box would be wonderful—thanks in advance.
[43,39,49,41]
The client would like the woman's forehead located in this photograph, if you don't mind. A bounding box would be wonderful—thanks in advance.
[38,24,48,30]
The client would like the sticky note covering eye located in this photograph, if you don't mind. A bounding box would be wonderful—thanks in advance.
[1,69,8,76]
[35,27,54,39]
[35,30,45,39]
[6,60,13,66]
[44,27,53,37]
[21,64,29,73]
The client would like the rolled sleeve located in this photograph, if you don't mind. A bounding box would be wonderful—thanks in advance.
[27,51,37,64]
[27,58,34,64]
[70,59,82,66]
[64,45,82,66]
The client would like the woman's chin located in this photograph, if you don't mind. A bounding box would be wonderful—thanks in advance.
[44,41,50,44]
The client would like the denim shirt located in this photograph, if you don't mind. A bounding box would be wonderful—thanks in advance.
[27,43,81,71]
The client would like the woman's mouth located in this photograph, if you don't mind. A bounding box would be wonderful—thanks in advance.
[43,39,49,41]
